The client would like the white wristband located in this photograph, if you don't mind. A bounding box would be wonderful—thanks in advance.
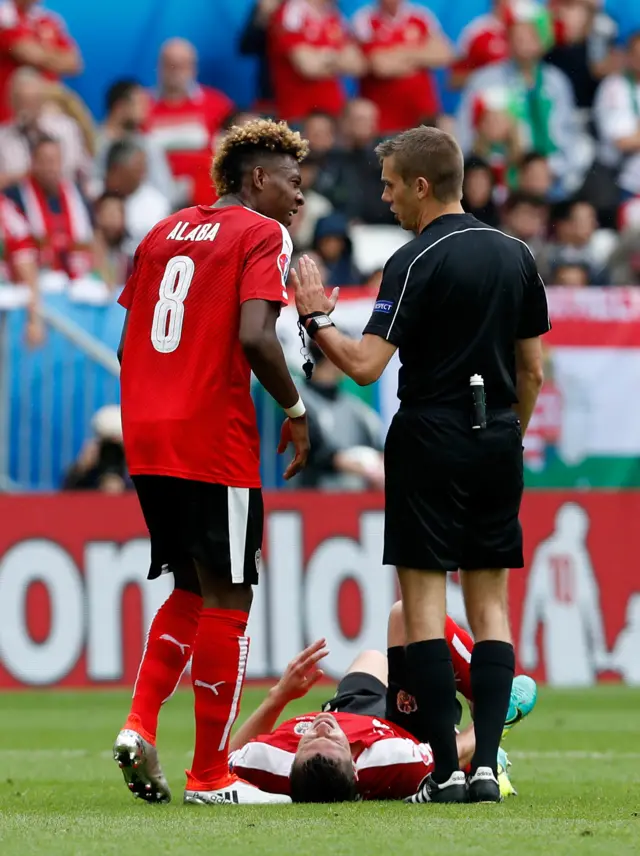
[285,396,306,419]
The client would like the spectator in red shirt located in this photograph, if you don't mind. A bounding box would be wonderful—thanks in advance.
[268,0,365,123]
[0,191,42,344]
[450,0,511,90]
[352,0,453,133]
[4,135,93,279]
[0,0,82,121]
[147,38,235,206]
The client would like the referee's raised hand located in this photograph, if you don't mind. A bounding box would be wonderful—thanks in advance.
[290,255,340,317]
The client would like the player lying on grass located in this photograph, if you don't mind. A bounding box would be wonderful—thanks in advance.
[229,602,537,802]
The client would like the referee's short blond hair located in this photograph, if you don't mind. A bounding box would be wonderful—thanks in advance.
[375,126,464,203]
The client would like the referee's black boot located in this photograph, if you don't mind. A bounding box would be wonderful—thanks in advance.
[468,767,502,803]
[405,771,468,804]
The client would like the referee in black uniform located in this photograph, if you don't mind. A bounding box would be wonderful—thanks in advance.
[291,125,550,804]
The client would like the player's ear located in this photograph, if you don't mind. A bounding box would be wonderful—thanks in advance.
[252,165,266,190]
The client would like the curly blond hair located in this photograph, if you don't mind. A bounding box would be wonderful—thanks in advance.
[211,119,309,196]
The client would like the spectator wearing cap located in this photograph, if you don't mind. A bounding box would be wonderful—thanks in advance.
[468,86,524,192]
[147,38,235,205]
[0,0,82,122]
[537,199,611,284]
[267,0,365,123]
[94,79,177,205]
[457,0,592,199]
[594,31,640,200]
[313,212,362,287]
[462,157,501,227]
[351,0,453,133]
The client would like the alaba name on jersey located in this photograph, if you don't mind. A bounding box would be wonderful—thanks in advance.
[118,205,292,489]
[230,712,435,801]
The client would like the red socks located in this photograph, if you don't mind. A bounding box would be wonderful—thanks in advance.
[186,608,249,790]
[445,616,474,702]
[124,588,202,744]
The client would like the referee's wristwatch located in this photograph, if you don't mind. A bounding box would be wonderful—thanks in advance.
[300,312,335,339]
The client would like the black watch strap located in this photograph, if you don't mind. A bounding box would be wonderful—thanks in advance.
[306,314,335,339]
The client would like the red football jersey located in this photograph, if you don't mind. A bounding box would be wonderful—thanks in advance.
[0,0,77,121]
[118,205,292,488]
[353,2,442,132]
[451,13,508,77]
[268,0,350,121]
[230,712,435,800]
[147,85,234,205]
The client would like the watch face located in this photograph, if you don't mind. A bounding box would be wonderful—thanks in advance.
[317,316,333,327]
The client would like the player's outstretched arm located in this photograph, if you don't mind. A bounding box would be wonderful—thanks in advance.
[229,639,328,752]
[240,298,310,479]
[291,257,397,386]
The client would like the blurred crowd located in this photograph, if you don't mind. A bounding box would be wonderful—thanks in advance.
[1,0,640,341]
[2,0,640,489]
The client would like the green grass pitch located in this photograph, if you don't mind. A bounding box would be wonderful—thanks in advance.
[0,685,639,856]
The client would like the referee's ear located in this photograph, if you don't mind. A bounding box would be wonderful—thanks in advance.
[415,177,429,199]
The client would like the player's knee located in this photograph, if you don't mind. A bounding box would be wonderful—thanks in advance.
[387,600,405,648]
[171,561,201,596]
[289,755,358,803]
[465,598,511,642]
[346,650,387,684]
[196,569,253,612]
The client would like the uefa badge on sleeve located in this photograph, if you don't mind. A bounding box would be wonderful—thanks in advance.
[255,549,262,575]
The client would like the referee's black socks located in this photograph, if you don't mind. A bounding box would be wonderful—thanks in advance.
[405,639,460,783]
[469,640,515,774]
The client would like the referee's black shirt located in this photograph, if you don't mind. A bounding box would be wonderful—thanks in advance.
[363,213,551,409]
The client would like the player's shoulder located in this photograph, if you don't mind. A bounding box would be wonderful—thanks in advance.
[139,209,190,247]
[242,208,293,251]
[479,224,536,260]
[384,234,426,276]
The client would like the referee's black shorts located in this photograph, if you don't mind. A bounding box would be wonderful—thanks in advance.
[132,475,263,584]
[383,406,524,572]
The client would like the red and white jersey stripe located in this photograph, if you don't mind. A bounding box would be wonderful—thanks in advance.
[230,712,435,800]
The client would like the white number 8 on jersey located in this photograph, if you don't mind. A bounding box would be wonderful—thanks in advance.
[151,255,195,353]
